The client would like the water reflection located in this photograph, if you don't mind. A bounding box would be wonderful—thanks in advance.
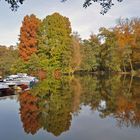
[18,75,140,136]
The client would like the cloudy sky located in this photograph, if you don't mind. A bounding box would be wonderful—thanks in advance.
[0,0,140,46]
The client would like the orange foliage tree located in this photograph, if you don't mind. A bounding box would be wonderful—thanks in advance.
[19,14,40,61]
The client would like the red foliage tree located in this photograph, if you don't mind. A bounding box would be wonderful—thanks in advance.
[19,14,40,61]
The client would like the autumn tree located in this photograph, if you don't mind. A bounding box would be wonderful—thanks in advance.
[19,14,40,61]
[130,18,140,70]
[70,32,82,73]
[115,18,135,72]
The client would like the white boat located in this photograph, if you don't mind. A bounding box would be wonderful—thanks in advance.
[0,82,9,90]
[3,73,39,87]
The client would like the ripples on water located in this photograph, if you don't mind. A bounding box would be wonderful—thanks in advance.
[0,75,140,140]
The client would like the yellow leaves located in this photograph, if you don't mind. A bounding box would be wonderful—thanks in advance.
[115,18,139,48]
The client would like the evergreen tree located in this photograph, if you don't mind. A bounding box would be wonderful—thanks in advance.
[37,12,72,73]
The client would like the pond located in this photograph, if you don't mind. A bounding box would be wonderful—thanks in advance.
[0,74,140,140]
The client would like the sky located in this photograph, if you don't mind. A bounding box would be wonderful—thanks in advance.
[0,0,140,46]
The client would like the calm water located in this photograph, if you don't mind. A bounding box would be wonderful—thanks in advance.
[0,75,140,140]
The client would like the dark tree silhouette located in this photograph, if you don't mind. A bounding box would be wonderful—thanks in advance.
[63,0,123,14]
[4,0,24,11]
[3,0,123,14]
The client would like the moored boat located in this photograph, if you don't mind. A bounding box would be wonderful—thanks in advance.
[3,73,39,88]
[0,82,9,90]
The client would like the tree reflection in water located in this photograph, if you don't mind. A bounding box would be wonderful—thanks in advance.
[18,75,140,136]
[19,91,41,135]
[19,77,73,136]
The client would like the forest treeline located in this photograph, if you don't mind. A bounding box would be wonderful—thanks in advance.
[0,12,140,77]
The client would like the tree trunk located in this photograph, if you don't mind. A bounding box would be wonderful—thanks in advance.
[123,59,126,72]
[128,54,134,72]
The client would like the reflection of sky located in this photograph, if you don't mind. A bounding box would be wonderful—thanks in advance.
[99,100,106,109]
[0,96,21,139]
[0,0,140,46]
